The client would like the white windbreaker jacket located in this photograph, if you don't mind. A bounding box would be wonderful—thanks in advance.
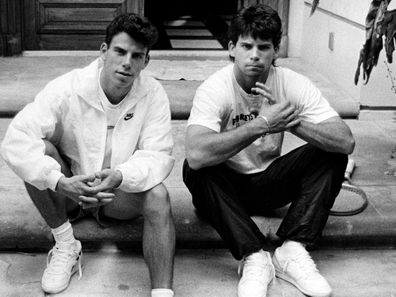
[1,58,175,193]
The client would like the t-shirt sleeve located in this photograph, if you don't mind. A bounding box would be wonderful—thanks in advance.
[285,70,339,124]
[187,81,226,133]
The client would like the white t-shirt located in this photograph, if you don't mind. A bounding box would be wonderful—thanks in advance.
[98,79,126,170]
[188,64,338,174]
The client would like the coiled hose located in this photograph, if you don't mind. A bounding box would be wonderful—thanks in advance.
[329,158,369,216]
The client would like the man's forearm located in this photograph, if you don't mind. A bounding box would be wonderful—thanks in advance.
[186,118,269,169]
[290,119,355,154]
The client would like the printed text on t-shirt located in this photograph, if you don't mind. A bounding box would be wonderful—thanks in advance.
[232,113,256,127]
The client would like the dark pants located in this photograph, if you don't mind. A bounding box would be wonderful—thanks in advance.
[182,144,347,260]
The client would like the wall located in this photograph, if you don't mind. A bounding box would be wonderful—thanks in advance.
[288,0,396,106]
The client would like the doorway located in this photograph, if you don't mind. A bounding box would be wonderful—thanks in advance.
[145,0,239,50]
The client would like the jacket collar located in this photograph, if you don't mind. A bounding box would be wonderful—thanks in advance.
[74,58,148,110]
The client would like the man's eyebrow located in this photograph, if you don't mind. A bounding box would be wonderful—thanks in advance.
[112,45,146,56]
[113,46,126,51]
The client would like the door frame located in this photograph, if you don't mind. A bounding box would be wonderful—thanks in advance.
[0,0,24,56]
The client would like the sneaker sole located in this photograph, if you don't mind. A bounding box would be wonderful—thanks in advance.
[275,268,331,297]
[272,256,331,297]
[237,278,274,297]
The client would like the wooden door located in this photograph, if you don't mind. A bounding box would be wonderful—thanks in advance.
[0,0,23,56]
[23,0,144,50]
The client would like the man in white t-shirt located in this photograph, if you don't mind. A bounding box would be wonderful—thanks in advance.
[183,4,355,297]
[1,14,175,297]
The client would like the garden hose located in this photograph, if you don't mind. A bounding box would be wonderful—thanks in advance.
[329,158,369,216]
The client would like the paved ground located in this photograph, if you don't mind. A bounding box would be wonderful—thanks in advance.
[0,248,395,297]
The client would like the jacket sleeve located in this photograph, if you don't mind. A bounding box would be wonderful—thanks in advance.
[1,86,65,191]
[115,83,175,192]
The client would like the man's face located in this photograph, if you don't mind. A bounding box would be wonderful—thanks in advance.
[100,32,149,92]
[228,35,277,81]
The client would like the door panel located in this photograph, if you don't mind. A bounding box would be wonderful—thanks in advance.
[39,34,107,50]
[24,0,144,50]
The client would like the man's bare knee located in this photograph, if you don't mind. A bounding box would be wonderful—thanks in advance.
[142,184,172,223]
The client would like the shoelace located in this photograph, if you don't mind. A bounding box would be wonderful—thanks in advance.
[282,250,318,281]
[238,255,275,282]
[46,246,83,280]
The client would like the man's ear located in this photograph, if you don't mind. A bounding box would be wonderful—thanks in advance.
[100,43,108,60]
[143,53,150,69]
[274,48,279,59]
[228,41,235,59]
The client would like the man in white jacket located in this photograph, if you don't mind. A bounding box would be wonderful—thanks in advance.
[1,13,175,297]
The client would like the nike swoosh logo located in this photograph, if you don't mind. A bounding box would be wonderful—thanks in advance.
[124,113,134,121]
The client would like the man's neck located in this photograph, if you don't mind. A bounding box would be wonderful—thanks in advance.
[103,87,129,105]
[234,67,269,94]
[99,74,131,105]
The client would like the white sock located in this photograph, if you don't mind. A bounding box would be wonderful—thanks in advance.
[51,220,76,245]
[151,288,174,297]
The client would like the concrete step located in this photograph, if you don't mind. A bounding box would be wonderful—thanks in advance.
[0,55,359,119]
[1,114,396,250]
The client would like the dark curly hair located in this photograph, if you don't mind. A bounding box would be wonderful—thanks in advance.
[228,4,282,53]
[105,13,158,50]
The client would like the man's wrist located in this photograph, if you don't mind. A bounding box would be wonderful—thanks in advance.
[55,176,66,192]
[48,170,65,192]
[288,121,302,133]
[258,115,271,134]
[114,170,123,188]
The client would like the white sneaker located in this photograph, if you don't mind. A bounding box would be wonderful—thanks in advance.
[41,240,83,293]
[273,243,332,297]
[238,250,275,297]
